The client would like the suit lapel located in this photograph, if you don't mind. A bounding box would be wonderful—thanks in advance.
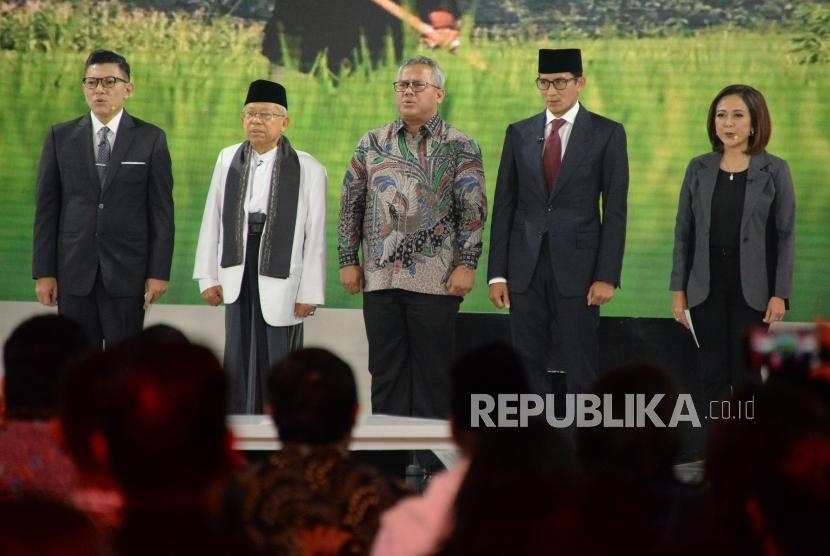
[102,111,137,193]
[742,152,771,233]
[697,152,720,232]
[74,115,100,191]
[519,112,548,198]
[551,106,592,200]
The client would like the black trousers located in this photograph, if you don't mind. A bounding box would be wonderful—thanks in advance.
[363,289,461,418]
[690,247,766,411]
[59,267,144,349]
[509,236,600,396]
[224,228,302,414]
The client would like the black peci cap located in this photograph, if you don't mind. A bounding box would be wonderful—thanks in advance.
[245,79,287,108]
[538,48,583,74]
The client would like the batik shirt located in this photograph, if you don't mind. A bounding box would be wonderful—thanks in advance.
[338,115,486,295]
[238,443,409,556]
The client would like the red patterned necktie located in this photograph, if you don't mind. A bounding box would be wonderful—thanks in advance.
[543,118,567,193]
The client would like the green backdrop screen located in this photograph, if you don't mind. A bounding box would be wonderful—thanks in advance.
[1,8,828,321]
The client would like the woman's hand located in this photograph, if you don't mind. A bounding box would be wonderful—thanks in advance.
[764,296,786,324]
[672,291,690,329]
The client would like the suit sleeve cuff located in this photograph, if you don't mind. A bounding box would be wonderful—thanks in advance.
[458,251,480,269]
[339,251,360,267]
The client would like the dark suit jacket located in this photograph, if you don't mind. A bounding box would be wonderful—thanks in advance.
[32,111,174,297]
[487,106,629,296]
[670,151,795,312]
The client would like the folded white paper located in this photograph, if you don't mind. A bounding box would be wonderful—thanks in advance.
[684,309,700,348]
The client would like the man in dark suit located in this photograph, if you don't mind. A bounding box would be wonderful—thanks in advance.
[487,48,628,396]
[32,50,174,349]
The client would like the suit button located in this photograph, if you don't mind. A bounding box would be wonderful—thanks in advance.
[98,203,104,209]
[743,237,748,243]
[546,205,553,213]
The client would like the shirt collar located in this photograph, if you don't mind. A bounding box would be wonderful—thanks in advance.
[252,144,278,165]
[91,109,124,136]
[545,101,580,127]
[393,113,443,138]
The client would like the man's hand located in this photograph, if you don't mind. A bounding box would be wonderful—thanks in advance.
[201,285,223,307]
[144,279,169,310]
[295,303,317,318]
[422,27,460,50]
[671,290,689,329]
[339,265,364,294]
[587,281,615,306]
[35,277,58,306]
[446,265,475,297]
[488,282,511,309]
[763,296,786,324]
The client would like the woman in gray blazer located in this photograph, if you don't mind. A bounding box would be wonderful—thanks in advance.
[670,84,795,408]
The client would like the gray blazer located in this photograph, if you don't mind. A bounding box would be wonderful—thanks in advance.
[670,151,795,312]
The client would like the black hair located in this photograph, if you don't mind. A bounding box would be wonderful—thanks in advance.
[707,83,771,155]
[577,364,681,481]
[450,342,530,431]
[59,349,119,470]
[84,49,130,81]
[267,348,357,444]
[103,343,228,494]
[3,315,91,420]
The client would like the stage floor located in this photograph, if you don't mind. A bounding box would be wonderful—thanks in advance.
[229,414,454,452]
[229,413,704,484]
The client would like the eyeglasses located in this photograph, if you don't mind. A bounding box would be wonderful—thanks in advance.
[535,77,578,91]
[393,80,441,93]
[82,76,129,89]
[241,110,287,122]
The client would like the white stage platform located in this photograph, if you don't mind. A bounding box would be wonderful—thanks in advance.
[0,301,376,418]
[229,414,454,452]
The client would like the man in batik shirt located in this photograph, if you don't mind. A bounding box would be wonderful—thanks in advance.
[239,349,408,555]
[338,56,486,418]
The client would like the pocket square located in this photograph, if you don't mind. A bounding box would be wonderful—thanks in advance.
[121,161,146,165]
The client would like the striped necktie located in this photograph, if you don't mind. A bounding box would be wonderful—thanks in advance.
[96,126,111,185]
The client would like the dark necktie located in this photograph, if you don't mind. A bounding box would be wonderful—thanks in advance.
[96,126,111,185]
[543,118,567,193]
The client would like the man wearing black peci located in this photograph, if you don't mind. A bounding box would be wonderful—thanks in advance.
[487,48,629,396]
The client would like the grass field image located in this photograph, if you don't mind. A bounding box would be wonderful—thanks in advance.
[1,1,828,320]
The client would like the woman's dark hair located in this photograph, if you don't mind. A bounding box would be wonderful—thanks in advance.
[707,84,771,155]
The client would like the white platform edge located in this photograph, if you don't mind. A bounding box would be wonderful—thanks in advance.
[228,414,454,451]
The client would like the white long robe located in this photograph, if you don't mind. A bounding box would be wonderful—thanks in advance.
[193,142,327,326]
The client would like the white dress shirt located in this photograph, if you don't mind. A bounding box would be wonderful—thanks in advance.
[90,110,124,158]
[488,101,582,286]
[544,100,580,160]
[248,146,278,213]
